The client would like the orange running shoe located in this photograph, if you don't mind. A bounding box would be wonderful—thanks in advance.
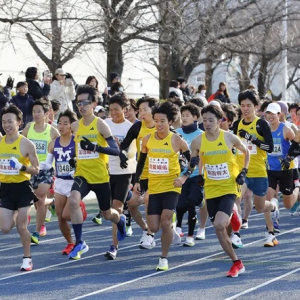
[226,260,245,277]
[40,224,47,237]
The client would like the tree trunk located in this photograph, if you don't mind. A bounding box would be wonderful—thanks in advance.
[106,40,124,83]
[257,55,268,98]
[238,54,251,91]
[158,44,170,99]
[205,56,214,97]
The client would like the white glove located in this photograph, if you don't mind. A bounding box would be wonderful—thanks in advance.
[10,157,22,170]
[39,162,52,171]
[69,170,75,178]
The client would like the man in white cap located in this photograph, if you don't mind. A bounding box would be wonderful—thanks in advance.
[265,102,300,232]
[94,105,106,119]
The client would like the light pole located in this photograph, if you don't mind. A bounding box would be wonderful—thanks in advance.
[282,0,288,102]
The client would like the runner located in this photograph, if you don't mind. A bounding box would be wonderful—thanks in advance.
[68,84,126,260]
[134,101,190,271]
[22,100,60,244]
[185,104,250,277]
[0,105,39,271]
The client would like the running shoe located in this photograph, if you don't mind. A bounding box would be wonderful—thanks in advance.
[290,201,300,216]
[273,221,280,233]
[62,243,75,255]
[45,209,52,222]
[79,201,87,221]
[172,212,177,224]
[31,232,40,244]
[50,203,56,216]
[20,258,33,271]
[183,236,195,247]
[156,258,168,271]
[126,226,133,237]
[172,224,181,245]
[195,228,205,240]
[264,233,279,247]
[176,227,184,237]
[104,245,118,260]
[241,219,248,229]
[270,198,280,223]
[92,213,103,225]
[226,260,245,277]
[230,233,243,249]
[68,241,89,260]
[231,204,242,232]
[40,224,47,237]
[117,214,126,241]
[140,232,156,249]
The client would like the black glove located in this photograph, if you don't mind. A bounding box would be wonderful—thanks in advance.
[238,129,253,142]
[190,156,200,168]
[236,168,248,185]
[69,158,76,168]
[80,137,96,151]
[119,151,128,169]
[288,140,300,158]
[279,157,292,170]
[198,175,205,187]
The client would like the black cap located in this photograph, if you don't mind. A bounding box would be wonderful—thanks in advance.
[110,72,120,82]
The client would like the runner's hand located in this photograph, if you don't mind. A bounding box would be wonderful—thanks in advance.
[238,129,253,142]
[236,168,248,185]
[80,137,95,151]
[279,157,292,170]
[119,151,128,169]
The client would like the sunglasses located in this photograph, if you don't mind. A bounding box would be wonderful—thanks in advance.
[76,100,92,107]
[221,117,229,122]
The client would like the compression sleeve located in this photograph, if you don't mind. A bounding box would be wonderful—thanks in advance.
[45,153,54,165]
[253,119,274,153]
[134,152,147,183]
[96,136,120,156]
[120,121,142,151]
[181,150,191,162]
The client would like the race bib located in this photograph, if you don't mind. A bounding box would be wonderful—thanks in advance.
[57,161,72,177]
[238,139,257,155]
[269,143,282,156]
[32,139,47,154]
[0,159,19,175]
[205,163,230,180]
[77,143,99,160]
[149,157,169,174]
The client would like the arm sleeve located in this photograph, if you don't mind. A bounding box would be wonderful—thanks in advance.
[134,152,147,183]
[96,136,120,156]
[253,119,274,153]
[181,149,191,162]
[232,119,240,135]
[288,140,300,158]
[120,121,142,151]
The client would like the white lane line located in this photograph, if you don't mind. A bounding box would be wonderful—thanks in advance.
[224,267,300,300]
[69,226,300,300]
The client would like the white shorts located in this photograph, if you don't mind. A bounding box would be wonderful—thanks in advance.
[54,178,73,197]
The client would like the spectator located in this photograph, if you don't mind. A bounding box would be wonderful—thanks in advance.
[102,72,120,106]
[208,82,231,103]
[86,76,99,89]
[10,81,34,130]
[0,89,9,135]
[25,67,50,100]
[169,80,184,103]
[177,77,190,103]
[49,99,61,124]
[49,68,75,112]
[194,84,208,106]
[110,82,124,95]
[94,105,106,119]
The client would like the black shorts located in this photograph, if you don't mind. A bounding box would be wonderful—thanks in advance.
[177,176,204,208]
[293,168,299,181]
[71,176,111,211]
[267,170,294,195]
[0,181,35,211]
[110,174,132,203]
[148,192,179,215]
[206,194,236,223]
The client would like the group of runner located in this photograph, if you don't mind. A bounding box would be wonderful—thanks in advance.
[1,85,300,278]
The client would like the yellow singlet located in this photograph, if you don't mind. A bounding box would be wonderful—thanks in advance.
[147,132,181,194]
[74,118,109,184]
[27,122,52,162]
[237,117,267,178]
[137,121,156,180]
[200,130,239,199]
[0,135,31,183]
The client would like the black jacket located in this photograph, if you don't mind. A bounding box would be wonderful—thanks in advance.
[26,78,50,100]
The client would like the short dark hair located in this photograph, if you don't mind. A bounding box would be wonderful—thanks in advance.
[169,80,179,88]
[197,84,206,92]
[129,98,137,110]
[238,89,260,106]
[85,76,98,89]
[50,99,61,112]
[260,100,272,113]
[57,109,78,124]
[190,98,205,108]
[288,103,299,112]
[221,103,236,123]
[76,84,97,103]
[32,100,50,113]
[152,101,179,122]
[16,81,28,89]
[109,93,129,108]
[1,105,23,122]
[177,77,186,84]
[180,103,200,118]
[25,67,38,80]
[111,82,124,93]
[136,96,158,109]
[201,104,223,120]
[167,97,183,107]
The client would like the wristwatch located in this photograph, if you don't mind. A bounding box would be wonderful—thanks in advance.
[20,165,26,172]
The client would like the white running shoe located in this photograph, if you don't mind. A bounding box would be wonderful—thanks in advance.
[140,232,156,249]
[264,232,279,247]
[183,236,195,247]
[241,220,248,229]
[45,209,52,222]
[172,225,181,245]
[270,198,280,223]
[230,233,243,249]
[20,258,33,271]
[176,227,184,237]
[156,258,168,271]
[195,228,205,240]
